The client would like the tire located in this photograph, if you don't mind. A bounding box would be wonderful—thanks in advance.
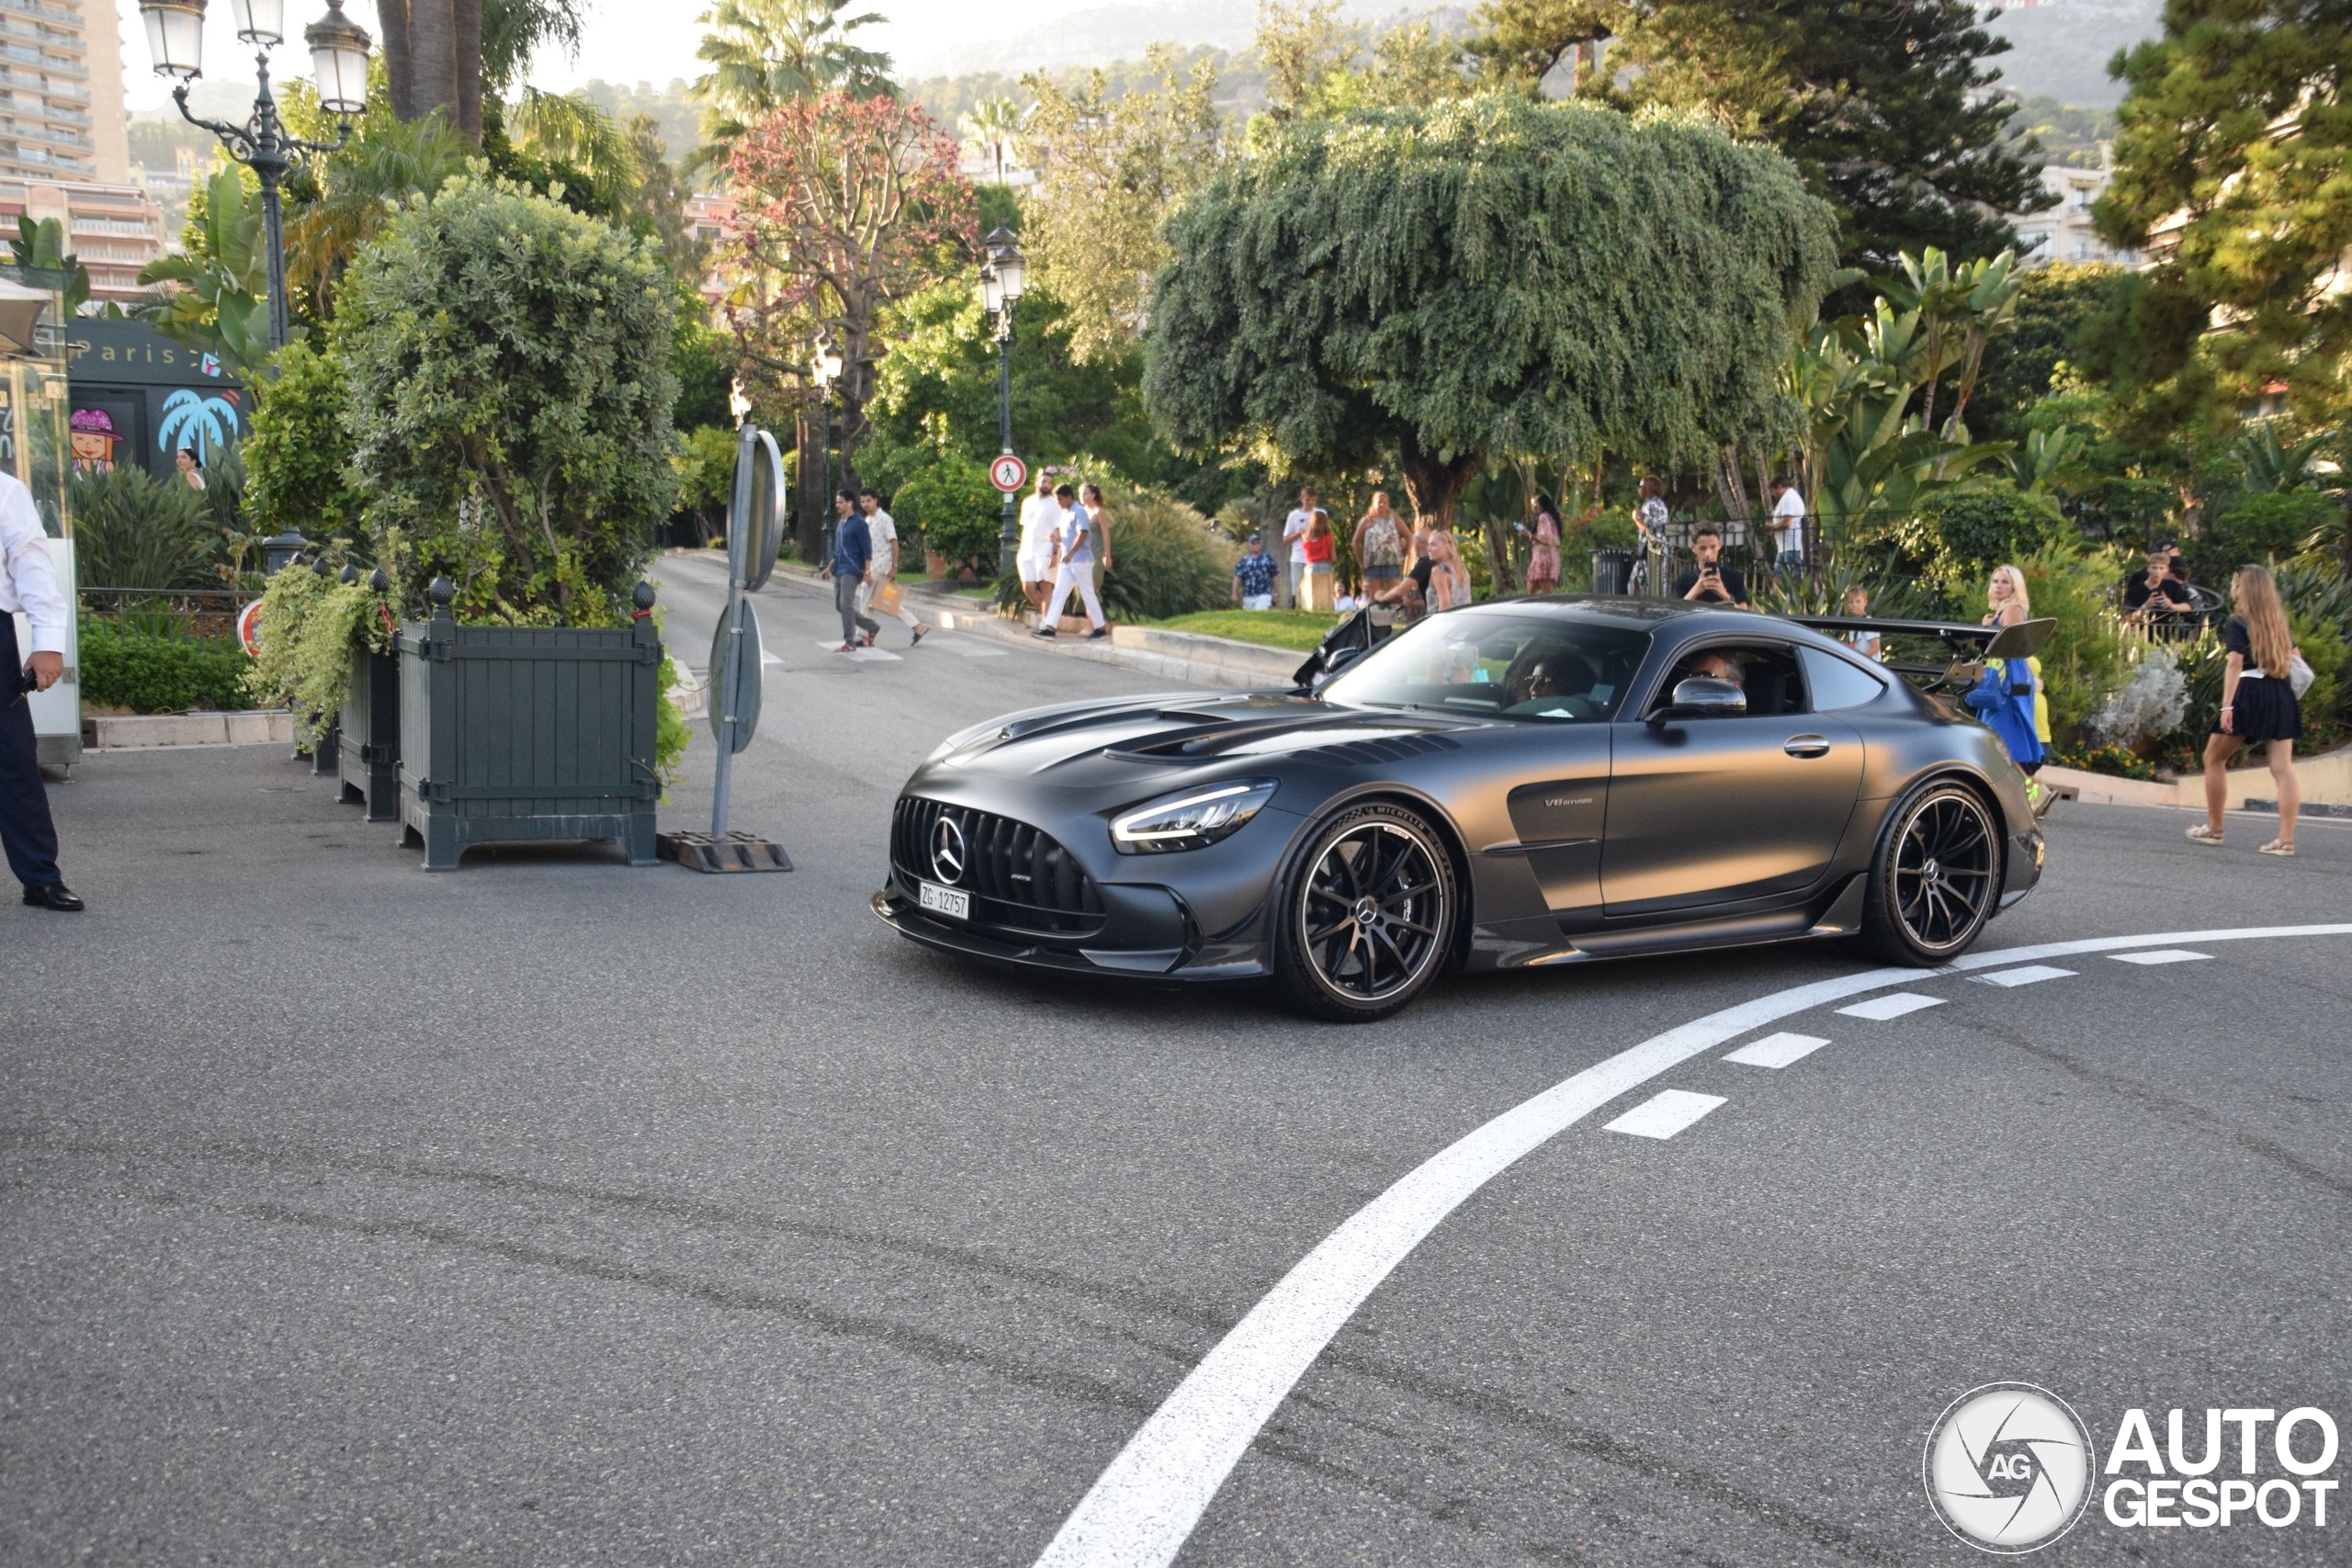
[1274,801,1458,1021]
[1861,779,2005,965]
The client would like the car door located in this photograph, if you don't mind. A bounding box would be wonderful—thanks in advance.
[1601,639,1864,916]
[1498,725,1613,919]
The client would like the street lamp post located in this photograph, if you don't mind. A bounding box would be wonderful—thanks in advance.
[136,0,374,353]
[810,331,843,565]
[978,226,1025,578]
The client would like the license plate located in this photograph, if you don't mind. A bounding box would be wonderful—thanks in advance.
[919,880,969,919]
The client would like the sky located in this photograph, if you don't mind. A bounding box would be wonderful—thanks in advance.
[113,0,1114,113]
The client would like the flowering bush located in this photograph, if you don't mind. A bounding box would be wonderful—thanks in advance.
[2086,645,2188,751]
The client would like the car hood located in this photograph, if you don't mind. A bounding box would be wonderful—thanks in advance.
[917,692,1488,791]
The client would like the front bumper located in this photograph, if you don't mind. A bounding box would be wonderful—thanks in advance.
[872,879,1273,982]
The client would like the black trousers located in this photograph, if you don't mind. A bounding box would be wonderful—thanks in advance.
[0,615,61,888]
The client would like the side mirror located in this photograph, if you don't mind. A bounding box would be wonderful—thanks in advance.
[1649,675,1747,727]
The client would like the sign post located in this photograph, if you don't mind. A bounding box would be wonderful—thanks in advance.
[656,422,794,874]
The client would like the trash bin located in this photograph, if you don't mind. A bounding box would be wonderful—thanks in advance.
[1590,548,1633,596]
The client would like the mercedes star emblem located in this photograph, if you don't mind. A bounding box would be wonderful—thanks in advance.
[931,816,967,886]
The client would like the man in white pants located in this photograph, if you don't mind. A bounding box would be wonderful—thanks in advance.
[1015,471,1057,615]
[1034,482,1107,639]
[854,488,929,646]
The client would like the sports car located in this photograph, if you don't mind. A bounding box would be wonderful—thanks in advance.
[873,597,2046,1021]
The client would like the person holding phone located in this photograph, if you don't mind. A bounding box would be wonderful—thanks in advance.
[1672,525,1749,608]
[1,466,80,910]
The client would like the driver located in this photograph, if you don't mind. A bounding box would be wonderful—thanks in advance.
[1675,649,1743,690]
[1506,649,1593,707]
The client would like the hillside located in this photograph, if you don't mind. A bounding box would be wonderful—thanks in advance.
[1984,0,2162,107]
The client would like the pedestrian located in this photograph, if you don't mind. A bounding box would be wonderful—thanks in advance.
[820,488,879,653]
[1301,510,1337,611]
[2188,565,2303,855]
[1964,654,2044,776]
[1352,491,1406,604]
[1842,584,1881,660]
[1080,481,1115,603]
[1525,492,1563,596]
[856,487,928,647]
[1,465,82,910]
[175,446,206,492]
[1427,528,1473,612]
[1674,525,1750,607]
[1232,532,1277,609]
[1982,563,2029,629]
[1035,482,1107,639]
[1015,471,1057,615]
[1368,525,1434,623]
[1767,476,1808,573]
[1281,486,1325,609]
[1633,478,1668,594]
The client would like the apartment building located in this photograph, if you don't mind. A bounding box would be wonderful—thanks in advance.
[0,178,167,303]
[2015,155,2141,270]
[0,0,130,187]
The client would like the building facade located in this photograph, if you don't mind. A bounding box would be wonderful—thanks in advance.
[2015,156,2141,271]
[0,177,166,303]
[0,0,129,186]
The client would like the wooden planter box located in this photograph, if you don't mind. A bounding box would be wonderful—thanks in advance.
[336,647,401,822]
[393,596,663,872]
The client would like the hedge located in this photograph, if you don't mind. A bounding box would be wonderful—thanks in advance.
[77,616,251,714]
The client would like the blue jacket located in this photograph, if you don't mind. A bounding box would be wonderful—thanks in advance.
[1964,659,2044,767]
[831,513,871,578]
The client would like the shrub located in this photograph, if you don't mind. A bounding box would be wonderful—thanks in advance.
[335,176,679,625]
[2047,744,2156,780]
[242,566,391,743]
[2085,645,2188,751]
[67,464,217,589]
[2017,539,2132,747]
[77,616,249,713]
[1099,487,1236,620]
[243,340,362,545]
[2211,490,2336,564]
[891,452,1003,573]
[1914,488,2074,572]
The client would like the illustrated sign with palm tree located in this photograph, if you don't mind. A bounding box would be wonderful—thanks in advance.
[157,388,244,461]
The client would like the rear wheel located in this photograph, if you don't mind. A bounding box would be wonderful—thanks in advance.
[1862,780,2003,964]
[1274,802,1457,1022]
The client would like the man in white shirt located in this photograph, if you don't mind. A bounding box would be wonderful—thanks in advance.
[855,488,929,646]
[0,468,79,909]
[1768,477,1809,570]
[1014,471,1057,615]
[1034,482,1107,638]
[1281,486,1325,609]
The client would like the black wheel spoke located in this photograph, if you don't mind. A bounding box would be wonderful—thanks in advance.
[1299,818,1447,1003]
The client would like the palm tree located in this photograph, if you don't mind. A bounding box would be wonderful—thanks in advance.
[689,0,895,173]
[958,96,1026,185]
[288,113,472,318]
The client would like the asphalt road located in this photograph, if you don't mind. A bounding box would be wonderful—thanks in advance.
[5,556,2346,1566]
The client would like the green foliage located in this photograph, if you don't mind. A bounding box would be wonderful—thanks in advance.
[243,342,364,543]
[690,0,896,172]
[1149,609,1336,652]
[2048,743,2156,781]
[1973,264,2131,444]
[1147,96,1837,527]
[9,216,92,314]
[1099,488,1238,620]
[671,308,736,432]
[334,177,680,624]
[241,569,390,743]
[2212,491,2336,565]
[138,167,279,380]
[286,109,473,321]
[66,465,217,589]
[673,423,741,541]
[888,425,1005,572]
[1916,489,2074,572]
[75,617,249,714]
[2018,539,2132,747]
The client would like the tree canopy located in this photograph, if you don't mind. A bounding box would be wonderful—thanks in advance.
[1143,96,1838,534]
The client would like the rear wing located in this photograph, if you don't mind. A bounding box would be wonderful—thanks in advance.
[1785,615,2054,691]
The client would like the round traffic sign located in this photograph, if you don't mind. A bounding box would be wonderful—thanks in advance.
[989,453,1028,493]
[235,599,264,657]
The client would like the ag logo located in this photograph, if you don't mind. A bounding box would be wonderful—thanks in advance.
[931,814,967,885]
[1924,1383,2094,1553]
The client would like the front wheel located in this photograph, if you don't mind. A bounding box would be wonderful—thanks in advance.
[1862,780,2004,965]
[1274,802,1457,1021]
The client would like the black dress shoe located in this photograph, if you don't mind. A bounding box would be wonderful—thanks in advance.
[22,884,84,911]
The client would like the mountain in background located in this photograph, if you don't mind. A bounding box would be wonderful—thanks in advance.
[1984,0,2161,107]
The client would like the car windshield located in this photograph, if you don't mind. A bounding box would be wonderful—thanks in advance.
[1320,614,1653,722]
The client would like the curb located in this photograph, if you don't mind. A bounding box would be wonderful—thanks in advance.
[85,710,296,749]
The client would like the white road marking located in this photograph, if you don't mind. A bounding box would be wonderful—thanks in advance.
[2110,949,2211,965]
[1724,1032,1831,1069]
[1603,1089,1726,1140]
[810,641,903,662]
[1837,992,1944,1020]
[1973,964,2077,987]
[1031,924,2352,1568]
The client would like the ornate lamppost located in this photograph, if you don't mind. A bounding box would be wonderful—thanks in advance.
[136,1,374,353]
[978,226,1025,577]
[810,330,843,564]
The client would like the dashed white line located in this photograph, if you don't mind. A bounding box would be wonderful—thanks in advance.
[1031,924,2352,1568]
[1724,1032,1832,1069]
[1973,964,2078,987]
[2110,950,2212,965]
[1837,992,1945,1021]
[1603,1089,1727,1140]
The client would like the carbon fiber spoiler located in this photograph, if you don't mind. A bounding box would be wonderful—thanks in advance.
[1785,615,2054,689]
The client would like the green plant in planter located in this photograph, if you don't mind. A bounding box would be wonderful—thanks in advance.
[243,565,394,744]
[335,175,680,625]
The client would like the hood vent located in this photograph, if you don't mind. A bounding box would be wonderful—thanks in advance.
[1305,732,1464,766]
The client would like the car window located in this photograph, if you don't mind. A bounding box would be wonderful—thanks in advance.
[1800,645,1890,710]
[1321,615,1652,723]
[1648,643,1811,718]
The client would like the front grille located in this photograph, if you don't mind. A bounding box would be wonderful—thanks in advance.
[892,796,1106,935]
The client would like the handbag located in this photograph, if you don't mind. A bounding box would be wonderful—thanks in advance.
[873,581,902,616]
[2288,649,2315,699]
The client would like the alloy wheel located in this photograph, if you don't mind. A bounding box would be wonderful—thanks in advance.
[1892,791,1997,953]
[1297,818,1448,1003]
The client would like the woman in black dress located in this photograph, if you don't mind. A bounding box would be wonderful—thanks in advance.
[2188,565,2301,855]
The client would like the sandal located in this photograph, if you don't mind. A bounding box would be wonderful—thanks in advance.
[2258,840,2296,857]
[2185,825,2225,845]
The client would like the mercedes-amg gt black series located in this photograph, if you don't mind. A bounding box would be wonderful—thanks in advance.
[875,598,2046,1020]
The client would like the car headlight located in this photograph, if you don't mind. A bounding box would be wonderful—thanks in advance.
[1111,780,1278,853]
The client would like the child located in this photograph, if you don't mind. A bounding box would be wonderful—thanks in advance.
[1842,585,1882,660]
[1301,513,1337,611]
